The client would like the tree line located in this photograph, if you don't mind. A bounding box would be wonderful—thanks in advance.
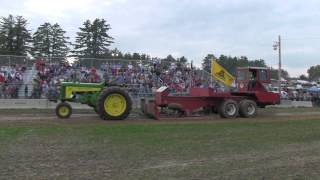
[0,14,184,63]
[201,54,289,80]
[0,14,133,59]
[291,66,320,81]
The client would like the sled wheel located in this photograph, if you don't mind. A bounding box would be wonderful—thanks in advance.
[219,99,238,118]
[239,100,257,118]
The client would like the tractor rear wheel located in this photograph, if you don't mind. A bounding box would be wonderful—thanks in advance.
[239,100,257,118]
[218,99,238,118]
[56,102,72,119]
[97,87,132,120]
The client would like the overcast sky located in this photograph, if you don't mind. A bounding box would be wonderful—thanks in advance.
[1,0,320,77]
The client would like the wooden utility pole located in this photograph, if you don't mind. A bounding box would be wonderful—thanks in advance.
[278,35,282,96]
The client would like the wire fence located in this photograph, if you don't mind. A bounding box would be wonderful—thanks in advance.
[0,55,34,67]
[0,82,194,110]
[0,55,211,83]
[0,82,192,100]
[0,81,316,103]
[0,55,189,68]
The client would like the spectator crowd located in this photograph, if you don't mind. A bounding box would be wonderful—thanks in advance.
[30,59,215,99]
[0,65,25,98]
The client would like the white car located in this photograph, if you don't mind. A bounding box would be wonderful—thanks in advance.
[270,88,288,99]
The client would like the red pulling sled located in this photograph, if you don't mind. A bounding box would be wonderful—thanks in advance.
[141,67,280,119]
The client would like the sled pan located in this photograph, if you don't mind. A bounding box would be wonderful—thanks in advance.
[140,98,160,119]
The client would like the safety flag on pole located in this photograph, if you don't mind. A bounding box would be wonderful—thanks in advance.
[211,60,235,87]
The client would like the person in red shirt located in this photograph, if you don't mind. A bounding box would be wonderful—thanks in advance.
[0,73,5,83]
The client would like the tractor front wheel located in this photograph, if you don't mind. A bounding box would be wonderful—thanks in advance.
[97,88,132,120]
[56,102,72,119]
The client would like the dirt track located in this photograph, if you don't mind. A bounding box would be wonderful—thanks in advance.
[0,108,320,124]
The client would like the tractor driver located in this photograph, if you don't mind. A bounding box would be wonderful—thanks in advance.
[248,70,257,90]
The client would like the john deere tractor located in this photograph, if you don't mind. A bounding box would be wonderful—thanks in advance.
[54,82,132,120]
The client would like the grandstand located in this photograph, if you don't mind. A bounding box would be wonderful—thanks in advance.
[1,55,318,104]
[0,55,317,109]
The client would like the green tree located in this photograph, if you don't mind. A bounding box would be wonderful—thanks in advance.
[124,53,132,59]
[177,56,188,70]
[33,23,69,60]
[140,54,149,60]
[162,54,176,69]
[0,15,15,54]
[237,56,249,68]
[14,16,32,55]
[32,23,52,57]
[110,48,123,59]
[216,55,268,76]
[74,18,113,57]
[270,68,289,80]
[308,65,320,81]
[202,54,216,72]
[217,55,238,75]
[0,15,31,55]
[299,74,308,80]
[282,69,289,79]
[177,56,188,64]
[51,23,69,57]
[249,59,266,67]
[132,53,141,60]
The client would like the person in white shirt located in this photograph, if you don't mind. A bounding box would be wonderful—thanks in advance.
[128,63,133,71]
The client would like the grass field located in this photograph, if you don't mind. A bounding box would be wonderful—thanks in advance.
[1,115,320,179]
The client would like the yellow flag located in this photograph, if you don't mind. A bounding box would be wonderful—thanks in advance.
[211,60,235,86]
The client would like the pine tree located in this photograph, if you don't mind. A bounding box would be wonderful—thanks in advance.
[202,54,216,72]
[124,53,132,59]
[51,23,69,57]
[74,18,113,57]
[14,16,32,55]
[0,15,31,55]
[178,56,188,64]
[74,20,92,57]
[132,53,141,60]
[140,54,148,60]
[32,23,51,57]
[162,55,176,70]
[32,22,69,59]
[177,56,188,70]
[110,48,123,59]
[0,15,16,54]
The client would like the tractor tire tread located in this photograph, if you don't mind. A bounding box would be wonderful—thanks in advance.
[239,99,258,118]
[55,102,72,119]
[218,99,239,118]
[97,87,132,120]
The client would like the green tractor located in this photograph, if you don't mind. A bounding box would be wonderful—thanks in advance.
[54,82,132,120]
